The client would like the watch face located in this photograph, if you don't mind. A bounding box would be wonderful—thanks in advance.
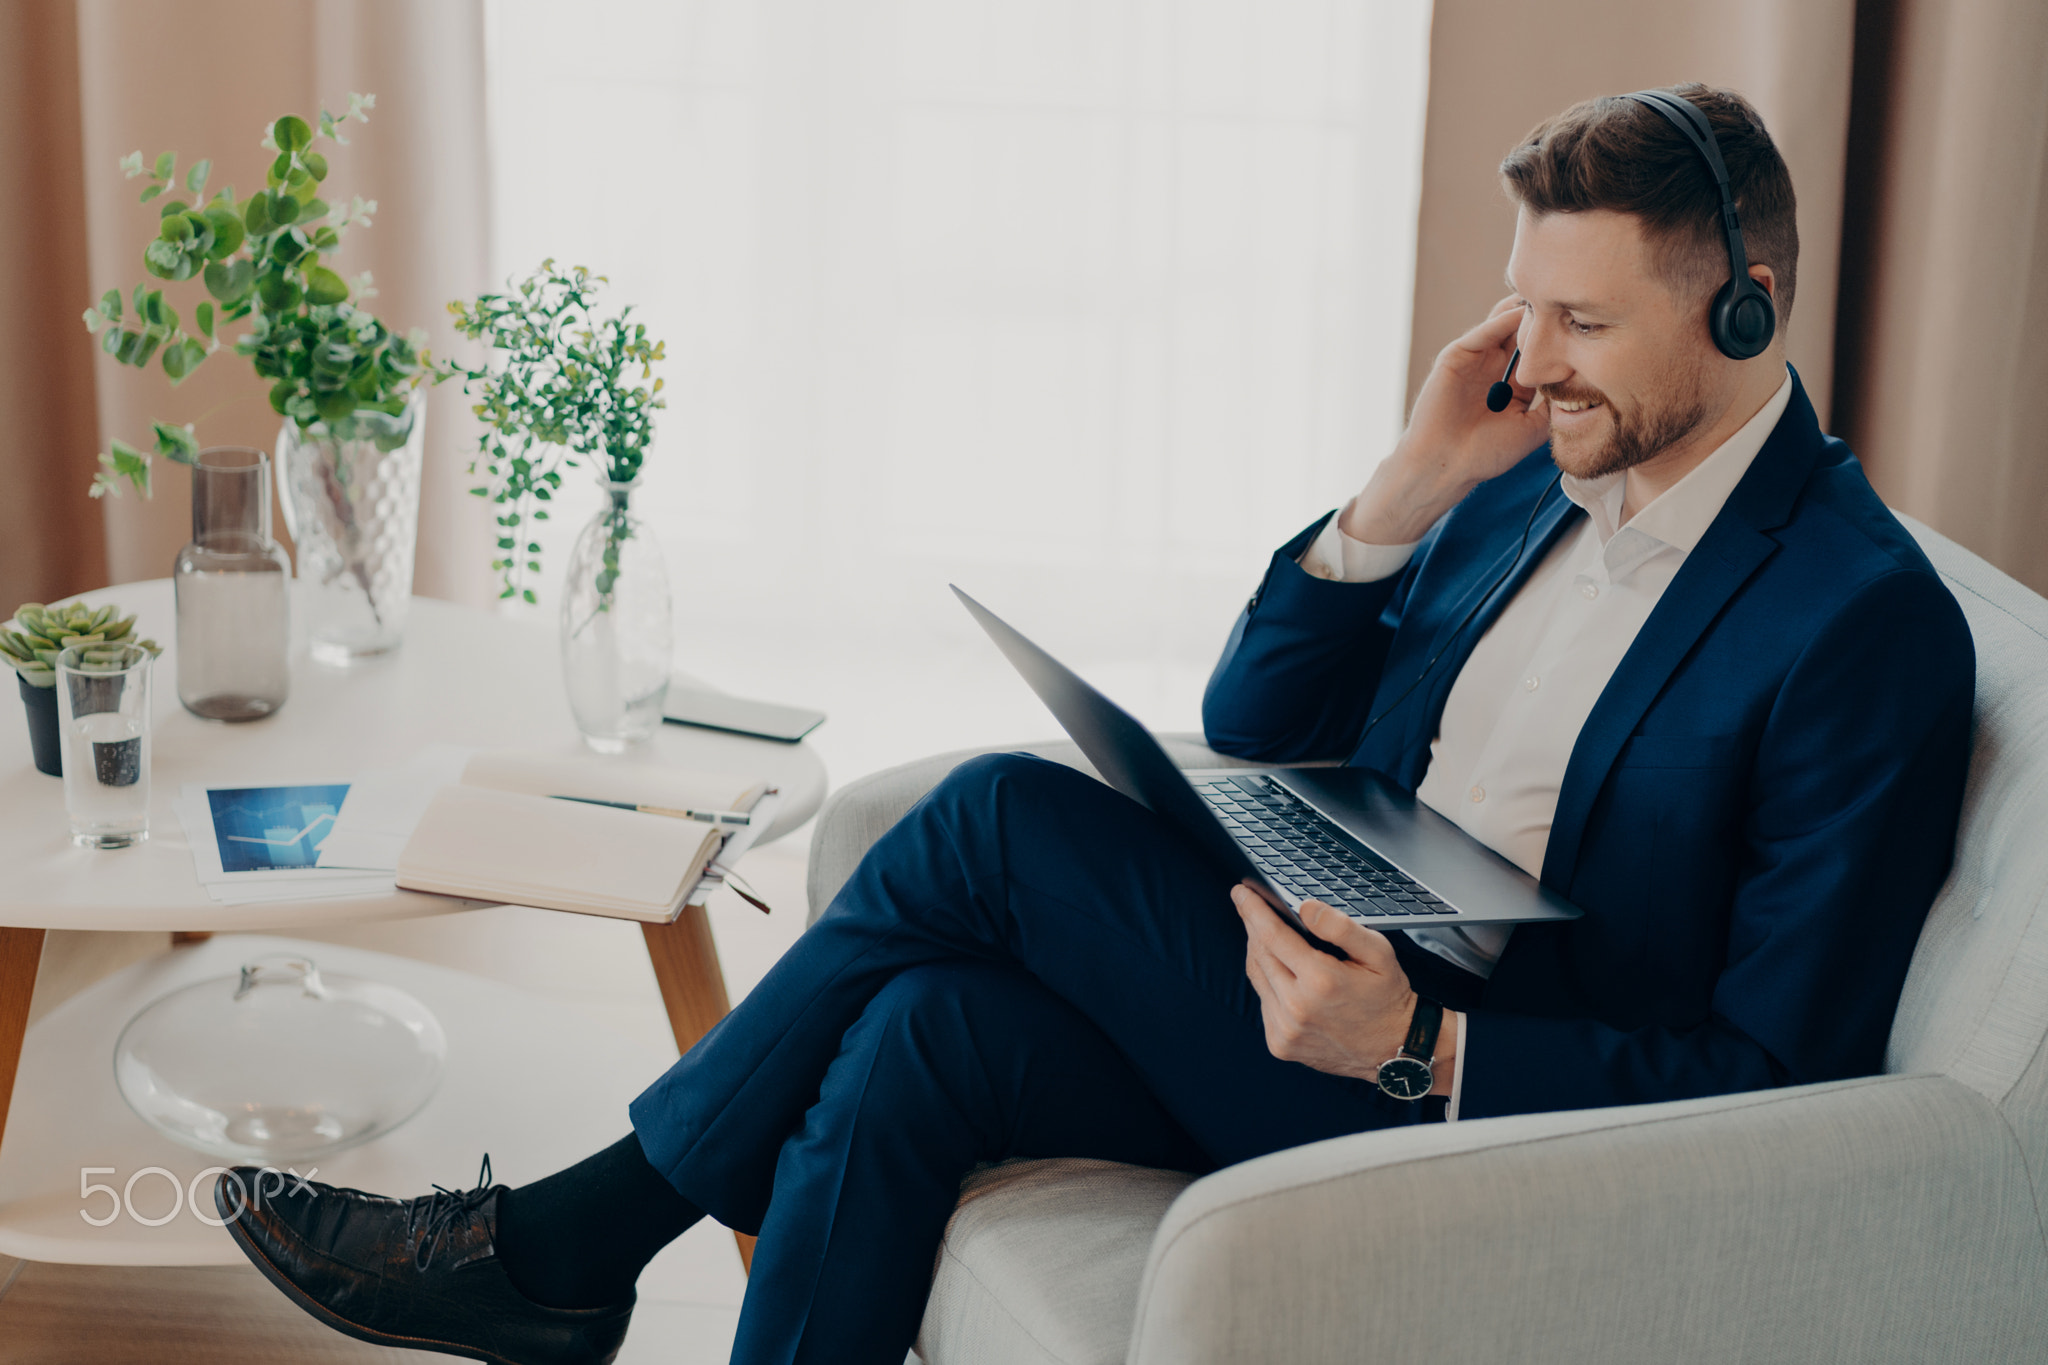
[1377,1056,1432,1101]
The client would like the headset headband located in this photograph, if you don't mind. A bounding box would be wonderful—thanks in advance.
[1621,90,1752,281]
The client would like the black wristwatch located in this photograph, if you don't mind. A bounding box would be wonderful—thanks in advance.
[1375,996,1443,1101]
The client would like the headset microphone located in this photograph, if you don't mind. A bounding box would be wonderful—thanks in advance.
[1485,348,1521,413]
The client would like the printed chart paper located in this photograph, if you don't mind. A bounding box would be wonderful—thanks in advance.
[175,782,397,903]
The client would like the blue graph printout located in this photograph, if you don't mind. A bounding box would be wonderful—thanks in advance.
[205,784,352,873]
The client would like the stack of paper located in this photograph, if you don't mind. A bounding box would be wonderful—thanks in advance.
[689,789,781,909]
[174,782,398,904]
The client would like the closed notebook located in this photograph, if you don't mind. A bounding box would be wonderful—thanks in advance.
[395,750,767,922]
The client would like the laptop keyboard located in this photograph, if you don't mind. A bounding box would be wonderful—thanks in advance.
[1194,774,1457,919]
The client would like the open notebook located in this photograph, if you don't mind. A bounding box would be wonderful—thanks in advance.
[395,751,770,922]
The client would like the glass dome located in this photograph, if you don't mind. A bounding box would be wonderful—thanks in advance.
[114,953,447,1163]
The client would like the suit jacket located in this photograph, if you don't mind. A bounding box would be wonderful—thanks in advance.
[1201,372,1975,1119]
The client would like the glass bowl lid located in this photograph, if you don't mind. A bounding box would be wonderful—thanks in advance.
[114,953,447,1163]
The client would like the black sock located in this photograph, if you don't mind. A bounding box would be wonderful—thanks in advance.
[493,1132,705,1309]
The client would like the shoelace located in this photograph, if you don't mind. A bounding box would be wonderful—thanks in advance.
[410,1154,495,1271]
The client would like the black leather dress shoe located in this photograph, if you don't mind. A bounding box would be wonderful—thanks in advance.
[216,1158,633,1365]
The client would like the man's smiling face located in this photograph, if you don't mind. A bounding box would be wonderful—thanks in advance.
[1504,207,1724,482]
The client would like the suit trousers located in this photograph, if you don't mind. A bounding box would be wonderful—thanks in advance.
[629,752,1453,1364]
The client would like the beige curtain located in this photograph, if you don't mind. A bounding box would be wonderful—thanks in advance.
[13,1,2043,605]
[1831,0,2048,596]
[71,0,496,605]
[0,0,104,611]
[1407,0,1857,427]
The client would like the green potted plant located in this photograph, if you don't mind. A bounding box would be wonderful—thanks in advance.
[3,601,161,776]
[442,261,671,750]
[84,93,442,666]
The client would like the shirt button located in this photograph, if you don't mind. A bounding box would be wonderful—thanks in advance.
[1469,786,1485,803]
[1580,582,1600,600]
[1523,674,1540,692]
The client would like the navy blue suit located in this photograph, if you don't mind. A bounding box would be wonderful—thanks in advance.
[1203,371,1975,1116]
[628,370,1972,1362]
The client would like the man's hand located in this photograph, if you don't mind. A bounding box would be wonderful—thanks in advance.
[1233,885,1454,1094]
[1340,296,1551,546]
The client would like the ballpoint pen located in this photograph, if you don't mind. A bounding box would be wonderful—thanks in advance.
[548,795,752,826]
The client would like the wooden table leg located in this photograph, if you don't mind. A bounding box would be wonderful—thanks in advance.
[0,927,48,1160]
[641,907,757,1274]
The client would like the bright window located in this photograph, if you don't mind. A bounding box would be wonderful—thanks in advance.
[485,0,1432,783]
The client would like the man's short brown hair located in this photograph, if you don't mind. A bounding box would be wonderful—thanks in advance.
[1499,84,1798,325]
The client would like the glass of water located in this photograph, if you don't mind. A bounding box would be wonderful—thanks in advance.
[57,641,153,848]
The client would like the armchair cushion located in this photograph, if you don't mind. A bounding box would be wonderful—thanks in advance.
[917,1160,1196,1365]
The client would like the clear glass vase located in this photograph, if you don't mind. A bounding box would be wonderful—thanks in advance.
[114,953,446,1163]
[278,400,425,665]
[561,478,673,752]
[174,447,291,721]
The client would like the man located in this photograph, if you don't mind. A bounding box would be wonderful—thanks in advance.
[220,85,1973,1365]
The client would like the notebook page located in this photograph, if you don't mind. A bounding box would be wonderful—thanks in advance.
[396,785,721,920]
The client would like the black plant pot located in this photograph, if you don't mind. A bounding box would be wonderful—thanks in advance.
[18,673,60,776]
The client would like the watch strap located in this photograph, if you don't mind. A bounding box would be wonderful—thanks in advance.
[1401,996,1443,1064]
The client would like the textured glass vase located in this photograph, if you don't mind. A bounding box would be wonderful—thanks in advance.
[561,478,673,752]
[279,400,425,665]
[174,446,292,721]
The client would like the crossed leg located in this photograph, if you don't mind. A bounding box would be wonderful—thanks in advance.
[735,961,1208,1362]
[633,752,1445,1363]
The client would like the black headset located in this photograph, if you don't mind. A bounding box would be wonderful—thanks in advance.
[1365,90,1774,749]
[1623,89,1777,360]
[1486,88,1776,411]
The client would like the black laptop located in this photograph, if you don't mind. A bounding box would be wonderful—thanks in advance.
[954,587,1582,938]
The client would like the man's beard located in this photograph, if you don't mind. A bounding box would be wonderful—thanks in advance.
[1542,351,1710,480]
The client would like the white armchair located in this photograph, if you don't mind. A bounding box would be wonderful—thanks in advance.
[803,516,2048,1364]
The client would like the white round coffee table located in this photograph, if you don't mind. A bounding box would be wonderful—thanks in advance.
[0,580,824,931]
[0,580,826,1265]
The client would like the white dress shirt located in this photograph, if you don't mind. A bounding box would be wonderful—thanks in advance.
[1298,370,1793,1116]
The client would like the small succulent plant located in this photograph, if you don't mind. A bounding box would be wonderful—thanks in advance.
[1,601,162,688]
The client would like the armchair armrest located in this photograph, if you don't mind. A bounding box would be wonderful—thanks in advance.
[1128,1073,2048,1364]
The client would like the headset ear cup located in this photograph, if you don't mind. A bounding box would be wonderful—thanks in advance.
[1710,277,1777,360]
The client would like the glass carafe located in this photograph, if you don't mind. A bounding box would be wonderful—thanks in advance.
[174,446,292,720]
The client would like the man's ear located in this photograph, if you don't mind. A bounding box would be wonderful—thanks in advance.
[1748,262,1776,300]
